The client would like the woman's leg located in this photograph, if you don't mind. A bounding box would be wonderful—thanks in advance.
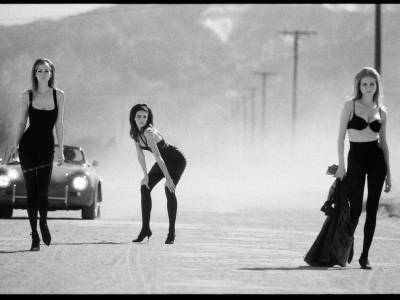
[23,170,39,234]
[362,153,387,259]
[19,143,40,234]
[165,157,186,235]
[36,165,53,225]
[36,165,53,245]
[346,155,366,221]
[139,163,164,231]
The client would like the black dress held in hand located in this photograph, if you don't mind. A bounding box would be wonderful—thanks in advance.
[304,177,357,267]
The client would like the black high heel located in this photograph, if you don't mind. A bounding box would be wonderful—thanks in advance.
[132,229,152,243]
[30,232,40,251]
[165,232,175,244]
[40,222,51,246]
[359,256,372,270]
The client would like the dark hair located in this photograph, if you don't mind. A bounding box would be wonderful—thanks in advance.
[31,58,56,92]
[129,104,154,142]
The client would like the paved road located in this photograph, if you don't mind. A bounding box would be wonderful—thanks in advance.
[1,201,400,294]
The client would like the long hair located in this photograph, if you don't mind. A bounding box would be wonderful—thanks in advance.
[129,104,154,142]
[31,58,56,92]
[351,67,384,107]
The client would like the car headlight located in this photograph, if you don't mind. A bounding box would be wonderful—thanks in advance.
[0,175,11,188]
[8,169,19,180]
[72,176,88,191]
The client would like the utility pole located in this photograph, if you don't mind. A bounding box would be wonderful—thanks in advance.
[277,30,317,136]
[375,3,382,74]
[240,94,249,147]
[252,71,275,136]
[230,97,240,126]
[246,86,257,146]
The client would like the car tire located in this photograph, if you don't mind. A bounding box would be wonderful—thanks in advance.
[0,206,13,219]
[81,187,99,220]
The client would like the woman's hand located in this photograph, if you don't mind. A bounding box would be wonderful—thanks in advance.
[384,174,391,193]
[56,147,64,166]
[8,145,19,161]
[335,165,346,180]
[141,175,149,188]
[165,177,175,194]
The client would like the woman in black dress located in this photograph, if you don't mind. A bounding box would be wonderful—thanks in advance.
[129,104,186,244]
[10,58,65,251]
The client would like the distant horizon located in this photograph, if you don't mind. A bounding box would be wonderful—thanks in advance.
[0,4,114,26]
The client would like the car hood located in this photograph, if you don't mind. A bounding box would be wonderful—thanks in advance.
[52,163,93,181]
[0,163,92,181]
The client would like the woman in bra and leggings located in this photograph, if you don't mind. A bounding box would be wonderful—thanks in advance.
[10,58,65,251]
[336,67,391,269]
[129,103,186,244]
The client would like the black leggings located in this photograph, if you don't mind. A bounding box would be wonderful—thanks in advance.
[140,155,186,233]
[22,165,53,233]
[347,140,387,257]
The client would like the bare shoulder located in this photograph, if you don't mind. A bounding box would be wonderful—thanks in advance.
[343,99,353,109]
[339,99,352,115]
[20,90,30,105]
[143,127,155,137]
[55,89,65,101]
[380,105,388,120]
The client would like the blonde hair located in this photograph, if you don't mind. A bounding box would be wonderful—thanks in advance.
[351,67,384,107]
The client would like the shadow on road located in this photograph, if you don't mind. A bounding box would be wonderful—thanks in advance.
[11,217,82,220]
[0,250,32,254]
[51,241,130,246]
[0,241,128,253]
[238,266,346,271]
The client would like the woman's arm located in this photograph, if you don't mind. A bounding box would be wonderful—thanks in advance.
[144,129,175,193]
[336,101,351,179]
[135,141,148,177]
[54,90,65,164]
[379,109,391,192]
[10,92,29,159]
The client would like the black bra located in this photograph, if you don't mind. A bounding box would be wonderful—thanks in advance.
[347,100,381,133]
[138,132,164,152]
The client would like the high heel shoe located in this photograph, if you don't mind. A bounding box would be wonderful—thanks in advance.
[132,229,152,243]
[165,232,175,244]
[359,256,372,270]
[30,232,40,251]
[40,222,51,246]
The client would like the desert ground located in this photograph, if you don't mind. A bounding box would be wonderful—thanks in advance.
[1,186,400,294]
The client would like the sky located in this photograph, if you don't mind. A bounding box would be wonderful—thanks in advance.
[0,4,115,26]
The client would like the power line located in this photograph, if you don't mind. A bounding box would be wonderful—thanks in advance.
[277,30,317,137]
[245,86,257,146]
[375,4,381,74]
[252,71,276,138]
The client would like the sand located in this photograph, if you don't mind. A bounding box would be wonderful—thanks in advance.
[1,189,400,294]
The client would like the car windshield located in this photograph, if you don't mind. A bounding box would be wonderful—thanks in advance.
[6,146,85,165]
[55,146,85,165]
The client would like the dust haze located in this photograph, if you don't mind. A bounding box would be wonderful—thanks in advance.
[1,4,399,219]
[2,71,399,219]
[76,88,400,218]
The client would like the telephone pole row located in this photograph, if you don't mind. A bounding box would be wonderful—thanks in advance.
[277,30,317,136]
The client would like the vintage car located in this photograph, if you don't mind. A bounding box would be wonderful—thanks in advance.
[0,145,102,220]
